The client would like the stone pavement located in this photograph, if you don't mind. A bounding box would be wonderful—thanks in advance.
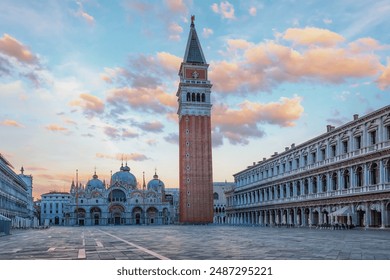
[0,225,389,260]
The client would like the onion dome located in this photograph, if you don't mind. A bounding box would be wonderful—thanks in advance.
[147,171,165,192]
[111,163,137,189]
[86,170,105,192]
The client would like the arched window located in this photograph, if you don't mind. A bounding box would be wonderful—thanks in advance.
[386,160,390,182]
[201,93,205,102]
[356,166,363,187]
[213,192,219,200]
[370,163,378,185]
[343,170,350,189]
[331,172,338,190]
[304,179,309,195]
[312,177,317,193]
[296,181,301,196]
[321,175,327,192]
[186,92,190,101]
[192,93,196,101]
[196,93,200,102]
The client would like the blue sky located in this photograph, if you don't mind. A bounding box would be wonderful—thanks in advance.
[0,0,389,199]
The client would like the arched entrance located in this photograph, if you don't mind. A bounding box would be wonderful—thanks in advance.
[75,208,86,226]
[109,204,125,225]
[132,207,143,225]
[54,216,59,225]
[147,207,158,224]
[370,203,381,227]
[90,207,102,225]
[357,205,365,227]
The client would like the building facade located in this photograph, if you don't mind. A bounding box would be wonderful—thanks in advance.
[40,164,178,226]
[226,106,390,229]
[0,154,35,228]
[177,16,213,223]
[213,182,235,224]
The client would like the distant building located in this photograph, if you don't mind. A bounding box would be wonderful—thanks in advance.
[39,163,178,226]
[0,154,35,228]
[213,182,235,224]
[226,105,390,228]
[40,192,71,226]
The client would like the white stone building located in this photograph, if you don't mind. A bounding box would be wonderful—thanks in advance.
[0,154,35,228]
[226,105,390,229]
[213,182,234,224]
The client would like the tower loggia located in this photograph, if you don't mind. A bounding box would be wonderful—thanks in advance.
[177,16,213,223]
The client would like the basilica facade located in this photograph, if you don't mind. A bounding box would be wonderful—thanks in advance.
[40,163,177,226]
[226,105,390,229]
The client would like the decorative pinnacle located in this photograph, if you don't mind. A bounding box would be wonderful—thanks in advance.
[191,15,195,27]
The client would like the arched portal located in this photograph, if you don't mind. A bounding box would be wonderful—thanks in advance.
[132,207,143,225]
[147,207,158,224]
[90,207,102,225]
[109,204,125,225]
[75,208,86,226]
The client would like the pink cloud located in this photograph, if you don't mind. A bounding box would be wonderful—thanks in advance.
[249,7,257,16]
[96,152,149,161]
[211,1,235,19]
[377,60,390,90]
[107,87,176,114]
[156,52,181,73]
[168,22,183,41]
[210,30,384,94]
[1,119,24,127]
[45,124,68,132]
[133,121,164,133]
[283,27,345,47]
[165,0,187,13]
[203,28,214,38]
[0,33,37,64]
[212,96,304,146]
[70,93,105,117]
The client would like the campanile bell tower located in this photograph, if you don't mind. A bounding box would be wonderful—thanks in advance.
[177,16,213,224]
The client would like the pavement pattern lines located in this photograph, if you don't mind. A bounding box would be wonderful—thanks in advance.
[0,225,389,260]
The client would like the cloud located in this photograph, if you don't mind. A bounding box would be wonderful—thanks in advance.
[323,18,332,24]
[249,7,257,16]
[133,121,164,133]
[96,152,149,161]
[45,124,68,132]
[165,0,187,13]
[0,34,38,64]
[107,87,176,115]
[101,52,181,88]
[377,59,390,90]
[76,1,95,25]
[283,27,345,47]
[0,34,46,86]
[168,22,183,41]
[211,1,235,19]
[69,93,105,118]
[210,29,384,94]
[104,126,138,140]
[212,96,304,146]
[164,133,179,144]
[1,119,24,127]
[203,28,213,38]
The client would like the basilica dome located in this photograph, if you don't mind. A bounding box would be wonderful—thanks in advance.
[147,172,165,192]
[86,172,105,192]
[111,163,137,189]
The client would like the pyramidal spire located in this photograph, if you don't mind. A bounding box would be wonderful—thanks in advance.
[183,15,206,64]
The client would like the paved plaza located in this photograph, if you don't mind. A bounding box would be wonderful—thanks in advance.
[0,225,390,260]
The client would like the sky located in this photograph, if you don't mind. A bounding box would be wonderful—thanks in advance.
[1,0,390,200]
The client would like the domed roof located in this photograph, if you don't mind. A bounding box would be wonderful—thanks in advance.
[86,172,105,192]
[147,171,165,192]
[111,163,137,189]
